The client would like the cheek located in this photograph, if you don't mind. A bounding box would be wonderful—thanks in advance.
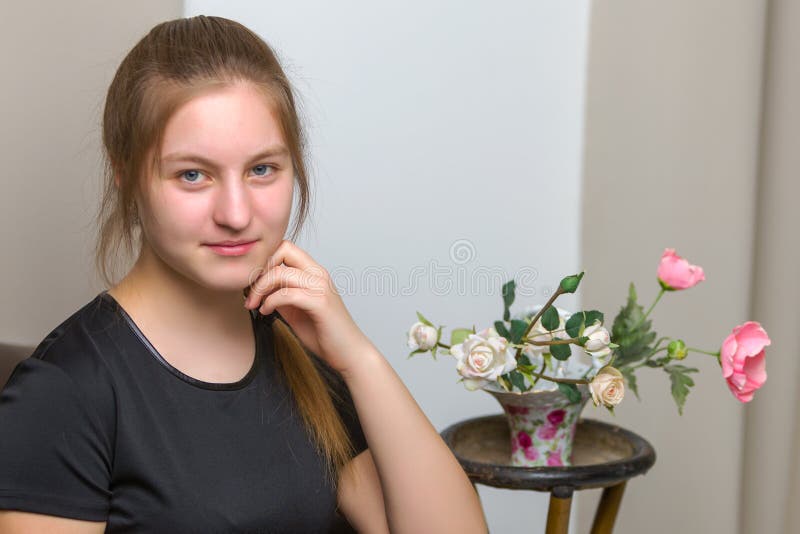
[144,190,210,243]
[253,181,294,225]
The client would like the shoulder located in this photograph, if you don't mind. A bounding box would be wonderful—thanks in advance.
[5,293,118,426]
[0,295,117,520]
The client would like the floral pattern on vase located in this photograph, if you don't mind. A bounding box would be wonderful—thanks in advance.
[484,384,590,467]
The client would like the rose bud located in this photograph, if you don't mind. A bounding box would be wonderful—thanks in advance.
[407,322,439,351]
[657,248,706,291]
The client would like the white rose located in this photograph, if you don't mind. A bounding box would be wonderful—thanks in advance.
[583,322,611,353]
[589,366,625,408]
[450,327,517,390]
[407,322,438,351]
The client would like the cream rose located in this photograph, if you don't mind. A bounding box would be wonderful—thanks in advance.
[583,322,611,353]
[589,366,625,407]
[407,322,439,351]
[450,327,517,390]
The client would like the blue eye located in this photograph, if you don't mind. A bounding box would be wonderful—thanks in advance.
[180,170,204,183]
[253,164,274,177]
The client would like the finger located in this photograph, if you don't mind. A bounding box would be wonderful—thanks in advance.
[263,240,327,276]
[258,286,312,316]
[245,265,325,309]
[246,240,328,307]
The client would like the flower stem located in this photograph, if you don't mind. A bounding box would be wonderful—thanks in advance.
[628,347,669,369]
[527,368,589,385]
[528,336,582,346]
[643,288,665,321]
[687,347,721,358]
[515,287,565,362]
[531,360,545,388]
[630,287,665,332]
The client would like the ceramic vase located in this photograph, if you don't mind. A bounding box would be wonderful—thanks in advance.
[483,384,591,467]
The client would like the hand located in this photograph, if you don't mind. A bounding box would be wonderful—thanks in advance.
[243,240,373,375]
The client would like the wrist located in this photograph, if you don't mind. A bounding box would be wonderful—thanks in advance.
[338,340,385,384]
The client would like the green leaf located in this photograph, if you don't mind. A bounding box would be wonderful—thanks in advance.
[509,370,527,392]
[610,283,657,368]
[565,313,584,338]
[494,321,511,339]
[557,382,582,403]
[619,366,640,400]
[450,328,473,347]
[550,343,572,361]
[518,353,532,366]
[416,311,434,327]
[406,348,427,359]
[502,279,516,322]
[664,364,699,415]
[541,306,560,331]
[564,310,605,338]
[510,319,528,344]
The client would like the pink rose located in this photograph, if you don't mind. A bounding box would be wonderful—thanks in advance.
[720,321,770,403]
[536,425,557,440]
[546,409,566,426]
[657,248,705,290]
[547,449,564,467]
[517,430,532,449]
[524,446,539,461]
[506,405,530,416]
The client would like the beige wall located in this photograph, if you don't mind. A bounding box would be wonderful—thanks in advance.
[578,1,768,533]
[743,1,800,533]
[0,0,182,345]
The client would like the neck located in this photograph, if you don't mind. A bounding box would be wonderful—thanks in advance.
[109,245,253,336]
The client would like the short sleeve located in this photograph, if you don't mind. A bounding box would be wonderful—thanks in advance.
[0,357,112,521]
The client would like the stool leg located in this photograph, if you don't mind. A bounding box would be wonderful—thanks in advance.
[545,493,573,534]
[590,482,627,534]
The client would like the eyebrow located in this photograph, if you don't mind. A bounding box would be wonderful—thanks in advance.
[161,146,290,167]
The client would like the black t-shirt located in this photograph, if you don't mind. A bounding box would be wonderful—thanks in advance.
[0,291,368,532]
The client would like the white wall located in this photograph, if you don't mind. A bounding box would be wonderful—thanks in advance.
[184,1,590,531]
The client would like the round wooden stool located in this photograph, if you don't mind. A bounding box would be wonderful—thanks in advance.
[441,415,656,534]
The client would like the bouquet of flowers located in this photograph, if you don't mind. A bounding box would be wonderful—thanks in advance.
[406,248,771,414]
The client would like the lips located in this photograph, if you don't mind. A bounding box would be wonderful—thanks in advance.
[205,239,258,246]
[204,239,258,257]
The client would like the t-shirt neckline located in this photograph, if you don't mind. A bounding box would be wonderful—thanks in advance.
[99,290,262,391]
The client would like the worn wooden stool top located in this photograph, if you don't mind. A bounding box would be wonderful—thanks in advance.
[442,415,657,533]
[441,415,656,493]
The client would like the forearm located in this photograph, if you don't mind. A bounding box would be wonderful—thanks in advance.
[340,341,488,534]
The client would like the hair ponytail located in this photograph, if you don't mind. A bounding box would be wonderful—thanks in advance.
[270,317,358,487]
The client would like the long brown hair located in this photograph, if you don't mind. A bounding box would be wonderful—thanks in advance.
[94,15,358,488]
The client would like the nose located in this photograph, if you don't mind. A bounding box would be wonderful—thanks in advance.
[212,177,253,231]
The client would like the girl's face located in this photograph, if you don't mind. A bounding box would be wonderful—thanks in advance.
[136,83,294,293]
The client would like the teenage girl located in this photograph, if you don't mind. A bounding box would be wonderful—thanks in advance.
[0,15,487,533]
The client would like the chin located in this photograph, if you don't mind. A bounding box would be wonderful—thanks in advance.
[185,263,261,294]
